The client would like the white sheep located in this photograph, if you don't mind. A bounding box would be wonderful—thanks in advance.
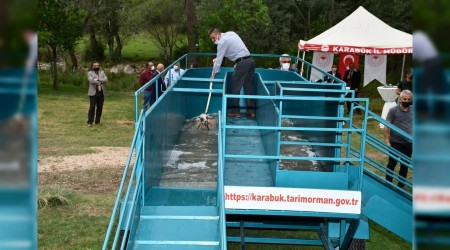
[194,114,217,130]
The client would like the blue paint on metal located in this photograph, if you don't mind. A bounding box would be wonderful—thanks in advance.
[0,69,37,249]
[104,53,414,249]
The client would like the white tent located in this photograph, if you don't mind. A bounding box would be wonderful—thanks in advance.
[298,6,412,55]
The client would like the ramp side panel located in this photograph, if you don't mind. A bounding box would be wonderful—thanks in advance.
[281,86,343,172]
[256,75,279,182]
[144,91,185,189]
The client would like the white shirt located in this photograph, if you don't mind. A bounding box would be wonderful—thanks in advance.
[213,31,250,74]
[164,68,185,87]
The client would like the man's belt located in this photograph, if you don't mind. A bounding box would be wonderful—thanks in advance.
[235,56,251,63]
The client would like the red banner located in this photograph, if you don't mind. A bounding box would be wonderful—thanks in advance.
[302,44,412,55]
[338,53,359,79]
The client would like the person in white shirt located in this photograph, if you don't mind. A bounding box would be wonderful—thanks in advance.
[209,27,256,118]
[164,62,185,88]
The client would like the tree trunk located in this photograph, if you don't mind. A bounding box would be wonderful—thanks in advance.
[50,44,58,90]
[185,0,199,64]
[114,32,122,63]
[107,35,114,62]
[69,48,78,72]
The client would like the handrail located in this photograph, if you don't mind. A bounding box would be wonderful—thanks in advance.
[134,54,190,122]
[102,110,145,250]
[217,111,227,250]
[222,82,368,190]
[351,106,413,195]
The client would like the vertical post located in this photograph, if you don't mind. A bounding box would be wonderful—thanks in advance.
[240,220,246,250]
[300,51,306,76]
[400,54,406,81]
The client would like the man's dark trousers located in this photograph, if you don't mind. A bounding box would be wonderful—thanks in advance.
[385,142,412,187]
[88,90,104,124]
[230,58,255,113]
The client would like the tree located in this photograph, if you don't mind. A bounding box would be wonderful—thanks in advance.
[38,0,85,89]
[185,0,199,63]
[133,0,186,64]
[197,0,270,54]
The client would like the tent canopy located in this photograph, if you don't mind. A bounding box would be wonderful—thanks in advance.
[298,6,412,55]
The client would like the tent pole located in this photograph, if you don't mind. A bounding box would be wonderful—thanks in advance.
[300,51,306,76]
[400,54,406,81]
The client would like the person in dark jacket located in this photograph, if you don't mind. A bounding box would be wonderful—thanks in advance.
[343,62,361,114]
[139,62,155,111]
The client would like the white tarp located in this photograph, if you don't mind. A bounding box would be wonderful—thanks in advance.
[298,6,412,55]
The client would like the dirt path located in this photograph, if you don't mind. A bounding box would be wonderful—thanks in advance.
[38,147,131,173]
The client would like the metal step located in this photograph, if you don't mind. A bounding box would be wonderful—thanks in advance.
[133,206,220,250]
[145,187,216,206]
[133,244,219,250]
[361,173,412,243]
[0,206,34,249]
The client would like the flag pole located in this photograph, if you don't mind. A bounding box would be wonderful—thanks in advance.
[400,54,406,81]
[300,51,306,76]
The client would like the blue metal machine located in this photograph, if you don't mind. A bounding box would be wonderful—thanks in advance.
[103,54,412,249]
[0,68,38,249]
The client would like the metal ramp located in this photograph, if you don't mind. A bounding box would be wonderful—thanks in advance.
[103,54,412,249]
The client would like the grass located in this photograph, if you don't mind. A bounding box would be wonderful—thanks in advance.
[37,69,411,249]
[38,81,138,157]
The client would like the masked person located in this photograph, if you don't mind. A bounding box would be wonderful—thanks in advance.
[87,61,107,127]
[164,62,185,88]
[209,27,256,118]
[396,67,413,96]
[139,62,156,111]
[324,64,342,83]
[343,62,361,114]
[275,54,299,73]
[384,90,413,188]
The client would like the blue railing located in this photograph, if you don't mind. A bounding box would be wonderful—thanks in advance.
[353,107,413,197]
[102,110,145,250]
[222,94,367,163]
[217,111,227,250]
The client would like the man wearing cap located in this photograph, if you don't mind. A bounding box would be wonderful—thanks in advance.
[209,28,256,118]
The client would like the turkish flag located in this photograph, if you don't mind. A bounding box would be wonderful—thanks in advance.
[338,53,359,78]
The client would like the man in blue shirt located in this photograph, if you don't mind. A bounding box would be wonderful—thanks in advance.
[209,28,256,118]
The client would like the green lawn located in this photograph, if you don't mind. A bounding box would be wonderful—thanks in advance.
[38,82,137,157]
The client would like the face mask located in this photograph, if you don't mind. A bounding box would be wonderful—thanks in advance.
[213,35,221,45]
[401,101,412,108]
[174,65,179,71]
[151,66,155,70]
[281,63,290,70]
[332,68,337,73]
